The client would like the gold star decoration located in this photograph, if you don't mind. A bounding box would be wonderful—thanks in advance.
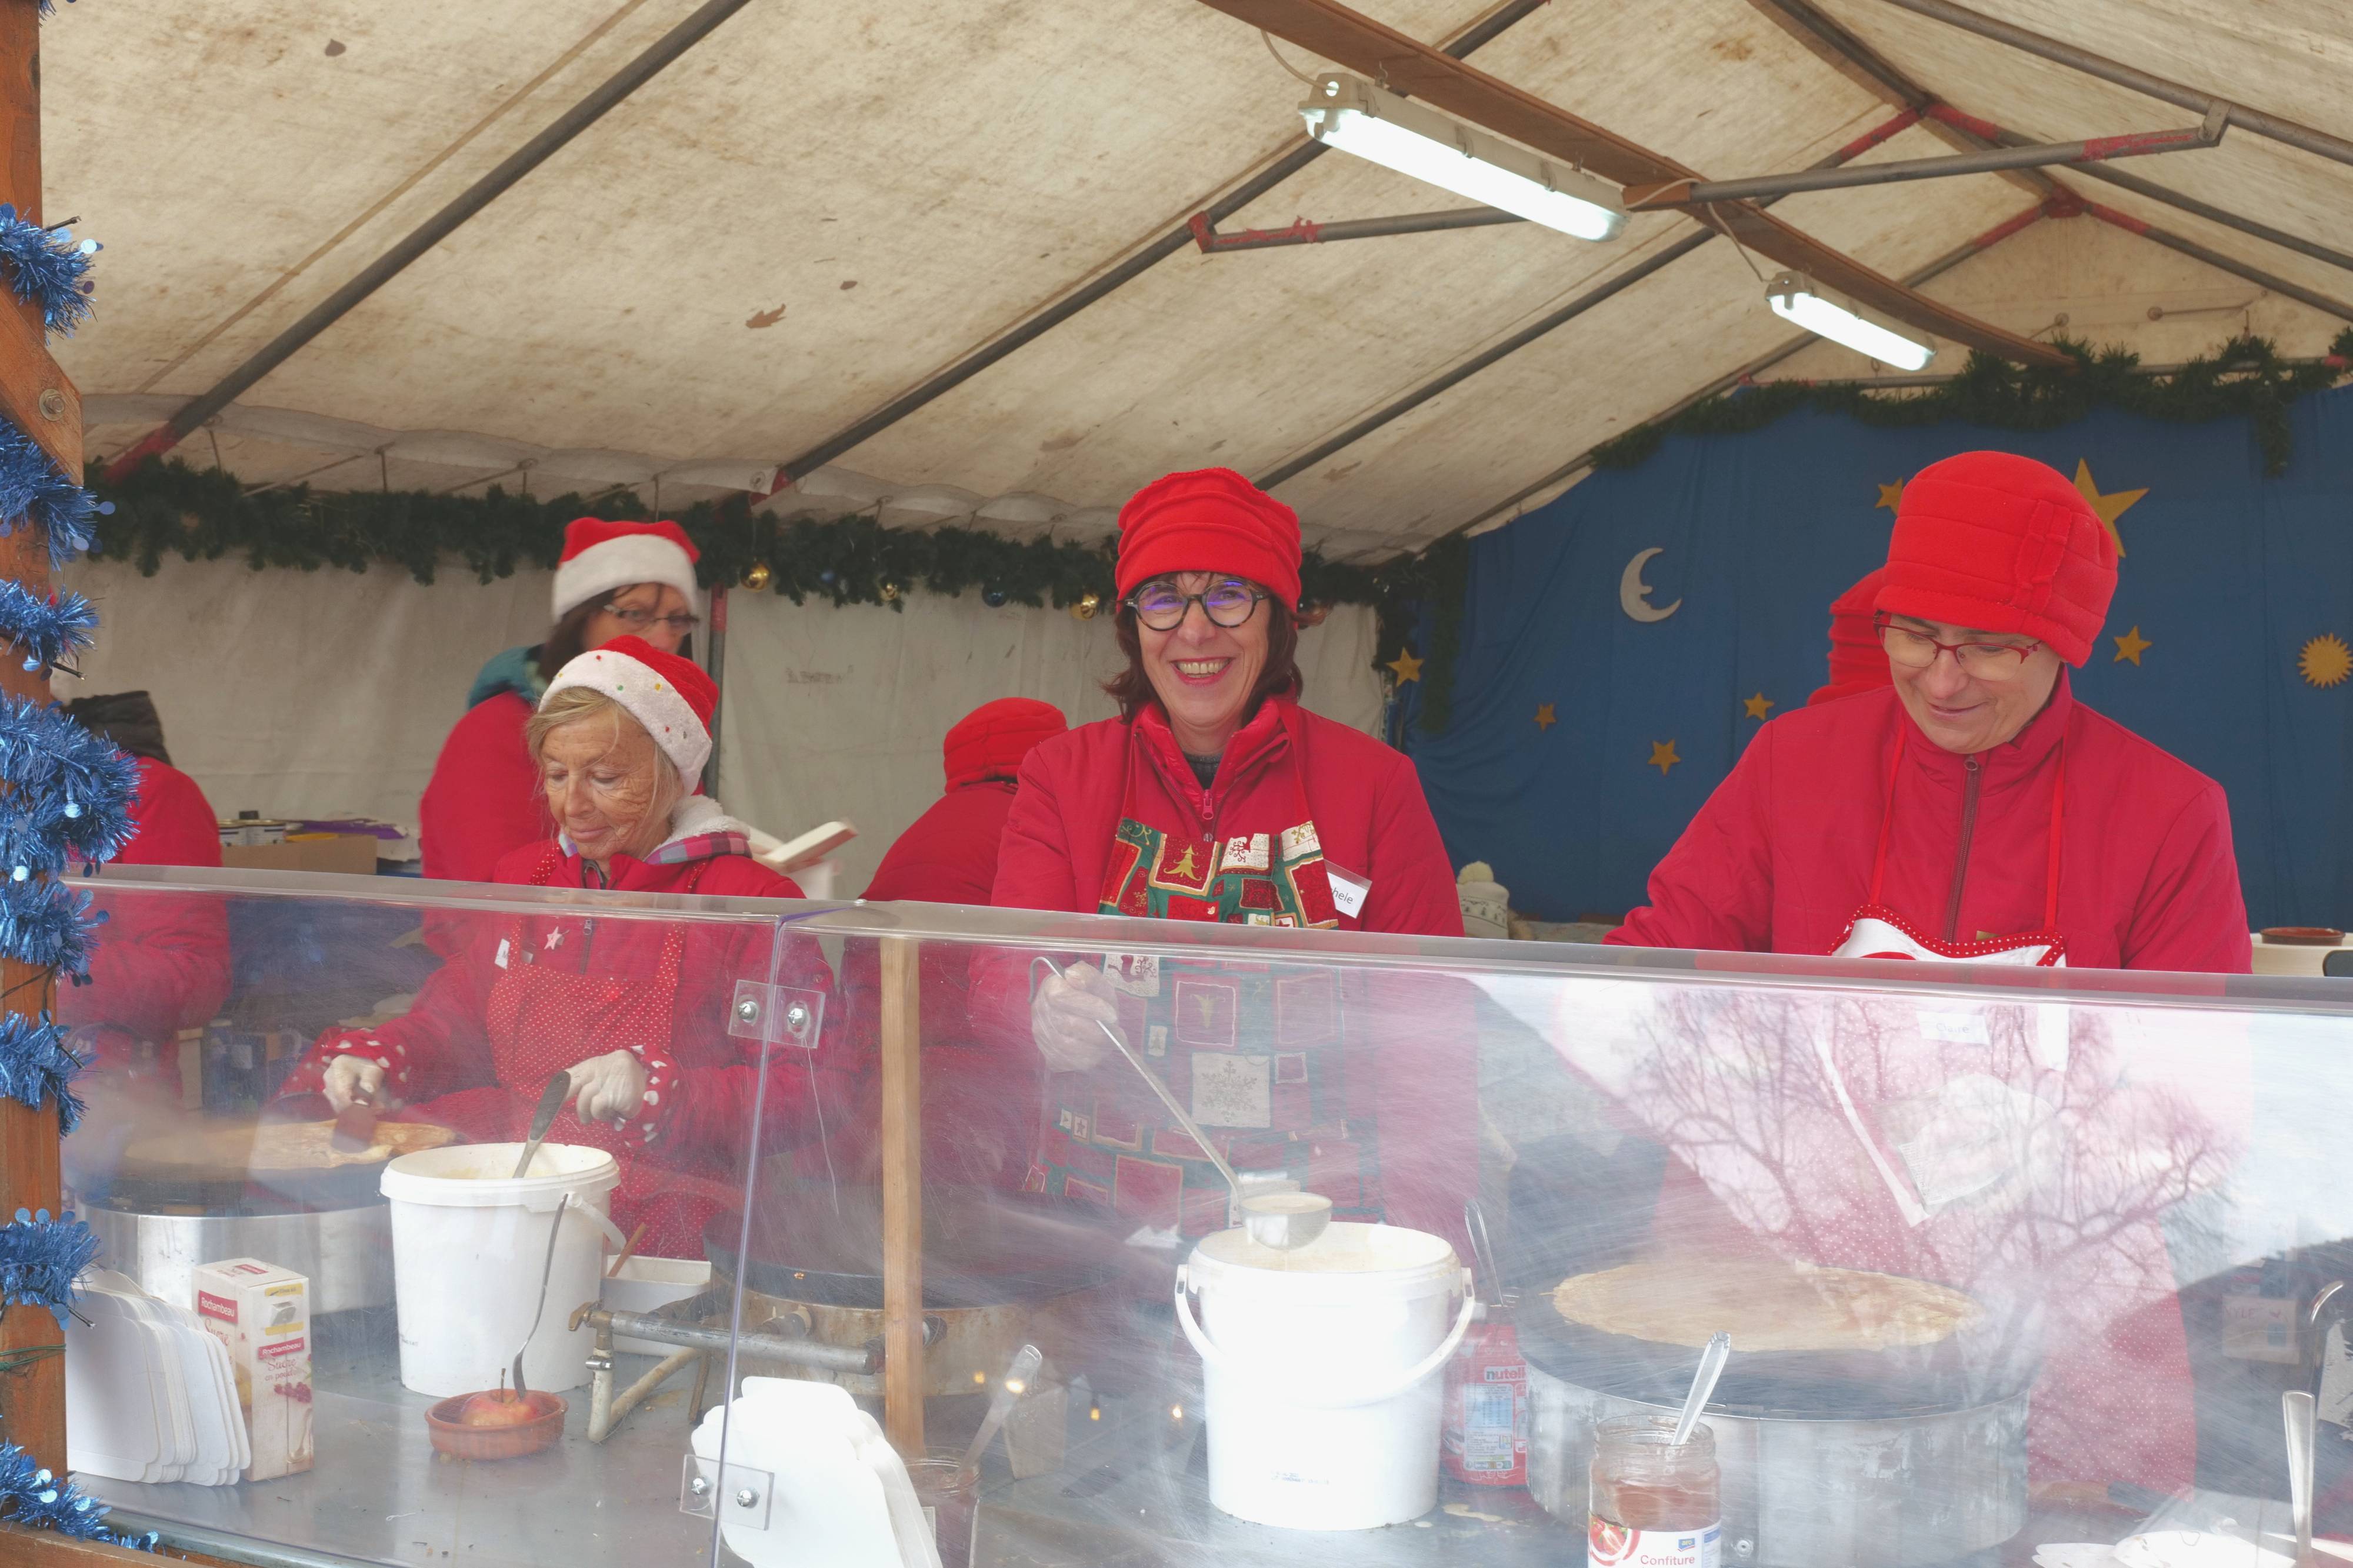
[1534,702,1557,730]
[1386,649,1424,683]
[1742,692,1775,720]
[2112,626,2152,666]
[1875,480,1905,512]
[2299,634,2352,689]
[1648,740,1681,775]
[2073,459,2147,559]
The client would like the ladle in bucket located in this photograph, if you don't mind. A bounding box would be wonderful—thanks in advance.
[1032,956,1331,1249]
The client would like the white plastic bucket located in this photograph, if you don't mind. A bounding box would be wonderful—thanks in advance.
[1176,1221,1474,1531]
[380,1143,624,1397]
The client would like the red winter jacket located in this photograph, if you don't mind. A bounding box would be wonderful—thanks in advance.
[63,759,234,1072]
[972,699,1474,1241]
[279,815,859,1242]
[419,691,549,886]
[1609,676,2251,973]
[864,781,1017,907]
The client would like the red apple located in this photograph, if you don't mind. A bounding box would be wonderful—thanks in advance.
[456,1390,539,1428]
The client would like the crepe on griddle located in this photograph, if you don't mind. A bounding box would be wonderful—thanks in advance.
[129,1119,455,1173]
[1551,1257,1981,1353]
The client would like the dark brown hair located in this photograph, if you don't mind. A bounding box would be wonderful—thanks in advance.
[1103,581,1302,725]
[535,583,694,684]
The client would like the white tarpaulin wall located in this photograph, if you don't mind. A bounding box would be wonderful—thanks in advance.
[62,558,1384,893]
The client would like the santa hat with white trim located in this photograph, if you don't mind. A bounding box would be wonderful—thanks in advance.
[551,517,702,622]
[542,636,717,789]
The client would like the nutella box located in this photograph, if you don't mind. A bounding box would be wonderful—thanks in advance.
[193,1259,314,1481]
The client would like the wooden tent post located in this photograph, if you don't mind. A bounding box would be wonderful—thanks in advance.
[877,936,925,1454]
[0,0,80,1473]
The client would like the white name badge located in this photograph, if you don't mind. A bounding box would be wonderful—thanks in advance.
[1327,863,1371,920]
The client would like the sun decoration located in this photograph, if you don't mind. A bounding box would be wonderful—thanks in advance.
[2299,634,2352,689]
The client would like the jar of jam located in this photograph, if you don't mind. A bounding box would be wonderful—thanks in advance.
[1587,1416,1721,1568]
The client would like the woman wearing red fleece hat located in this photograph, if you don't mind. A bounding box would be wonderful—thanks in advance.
[973,468,1471,1243]
[1615,450,2249,971]
[420,517,704,887]
[282,638,853,1255]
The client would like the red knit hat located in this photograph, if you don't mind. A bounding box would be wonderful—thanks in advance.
[1115,468,1302,609]
[1807,567,1891,706]
[552,518,702,622]
[1875,452,2115,666]
[943,698,1067,789]
[542,635,717,789]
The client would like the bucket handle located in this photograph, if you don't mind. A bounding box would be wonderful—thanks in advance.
[516,1187,628,1253]
[1172,1267,1476,1411]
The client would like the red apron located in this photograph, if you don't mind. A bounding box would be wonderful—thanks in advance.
[431,846,715,1257]
[1023,722,1385,1236]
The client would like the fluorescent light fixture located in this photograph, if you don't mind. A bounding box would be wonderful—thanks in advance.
[1298,72,1627,242]
[1766,271,1937,371]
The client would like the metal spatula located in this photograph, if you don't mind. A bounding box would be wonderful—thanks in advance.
[512,1070,572,1179]
[329,1085,377,1155]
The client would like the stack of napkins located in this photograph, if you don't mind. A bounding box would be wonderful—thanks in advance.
[67,1270,249,1486]
[689,1377,941,1568]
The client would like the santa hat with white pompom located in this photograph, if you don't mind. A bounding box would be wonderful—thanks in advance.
[551,517,702,622]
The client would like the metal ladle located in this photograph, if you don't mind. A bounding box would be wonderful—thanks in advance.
[1032,956,1330,1249]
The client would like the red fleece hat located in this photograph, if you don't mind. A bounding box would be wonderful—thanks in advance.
[1115,468,1302,609]
[1875,452,2115,666]
[1808,567,1891,706]
[542,635,717,789]
[552,518,702,622]
[943,698,1068,789]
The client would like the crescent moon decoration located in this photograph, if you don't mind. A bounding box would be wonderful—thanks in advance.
[1619,547,1682,623]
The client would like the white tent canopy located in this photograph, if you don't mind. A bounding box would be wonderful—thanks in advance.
[43,0,2351,556]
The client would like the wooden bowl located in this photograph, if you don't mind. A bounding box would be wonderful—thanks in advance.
[424,1390,566,1460]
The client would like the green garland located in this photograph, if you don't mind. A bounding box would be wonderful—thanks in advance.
[84,457,1448,696]
[1591,331,2353,476]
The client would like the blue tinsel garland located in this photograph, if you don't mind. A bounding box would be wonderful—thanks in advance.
[0,1016,82,1135]
[0,1442,154,1550]
[0,879,104,982]
[0,583,96,676]
[0,206,96,339]
[0,420,104,573]
[0,693,138,865]
[0,1210,97,1330]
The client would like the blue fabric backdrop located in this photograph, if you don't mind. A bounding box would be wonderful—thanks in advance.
[1398,384,2353,928]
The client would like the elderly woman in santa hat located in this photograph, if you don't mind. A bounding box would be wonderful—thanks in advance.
[972,468,1471,1242]
[421,517,704,886]
[282,638,852,1255]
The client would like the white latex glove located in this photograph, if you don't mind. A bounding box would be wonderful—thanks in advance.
[1031,962,1122,1073]
[567,1049,649,1125]
[321,1054,388,1113]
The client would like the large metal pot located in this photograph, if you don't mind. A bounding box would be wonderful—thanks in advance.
[1525,1363,2028,1567]
[79,1197,394,1315]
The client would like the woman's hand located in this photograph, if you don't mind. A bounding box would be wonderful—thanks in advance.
[1031,962,1122,1073]
[568,1049,649,1125]
[321,1054,389,1113]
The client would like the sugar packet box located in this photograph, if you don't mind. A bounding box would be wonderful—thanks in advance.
[193,1258,314,1480]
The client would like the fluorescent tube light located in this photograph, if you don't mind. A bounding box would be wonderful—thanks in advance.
[1298,73,1627,243]
[1766,271,1936,371]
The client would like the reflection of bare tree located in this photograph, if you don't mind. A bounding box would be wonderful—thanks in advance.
[1618,986,2234,1487]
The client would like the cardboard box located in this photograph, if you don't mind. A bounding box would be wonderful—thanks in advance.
[219,835,380,876]
[193,1258,314,1480]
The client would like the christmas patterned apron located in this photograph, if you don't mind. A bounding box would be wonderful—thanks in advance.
[448,845,714,1256]
[1022,732,1384,1236]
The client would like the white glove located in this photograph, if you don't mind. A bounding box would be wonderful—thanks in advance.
[321,1054,388,1113]
[1031,962,1122,1074]
[566,1049,648,1125]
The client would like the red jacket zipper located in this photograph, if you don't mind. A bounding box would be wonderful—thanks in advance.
[1942,754,1981,942]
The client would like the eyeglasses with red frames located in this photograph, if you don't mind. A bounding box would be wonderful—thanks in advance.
[1874,613,2043,678]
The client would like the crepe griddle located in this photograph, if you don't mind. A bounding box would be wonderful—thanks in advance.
[111,1111,449,1212]
[1518,1267,2040,1420]
[705,1185,1127,1311]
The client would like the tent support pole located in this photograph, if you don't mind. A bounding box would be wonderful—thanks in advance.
[101,0,763,484]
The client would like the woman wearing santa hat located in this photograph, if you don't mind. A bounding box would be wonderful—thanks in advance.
[281,638,853,1255]
[1601,451,2249,1492]
[972,468,1472,1243]
[420,516,704,886]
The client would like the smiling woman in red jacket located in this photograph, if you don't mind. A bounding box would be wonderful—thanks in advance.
[978,468,1470,1243]
[282,639,852,1255]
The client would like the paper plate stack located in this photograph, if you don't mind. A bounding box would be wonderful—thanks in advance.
[66,1269,250,1486]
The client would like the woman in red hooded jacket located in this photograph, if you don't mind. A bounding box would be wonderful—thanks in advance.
[282,639,855,1255]
[972,469,1471,1245]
